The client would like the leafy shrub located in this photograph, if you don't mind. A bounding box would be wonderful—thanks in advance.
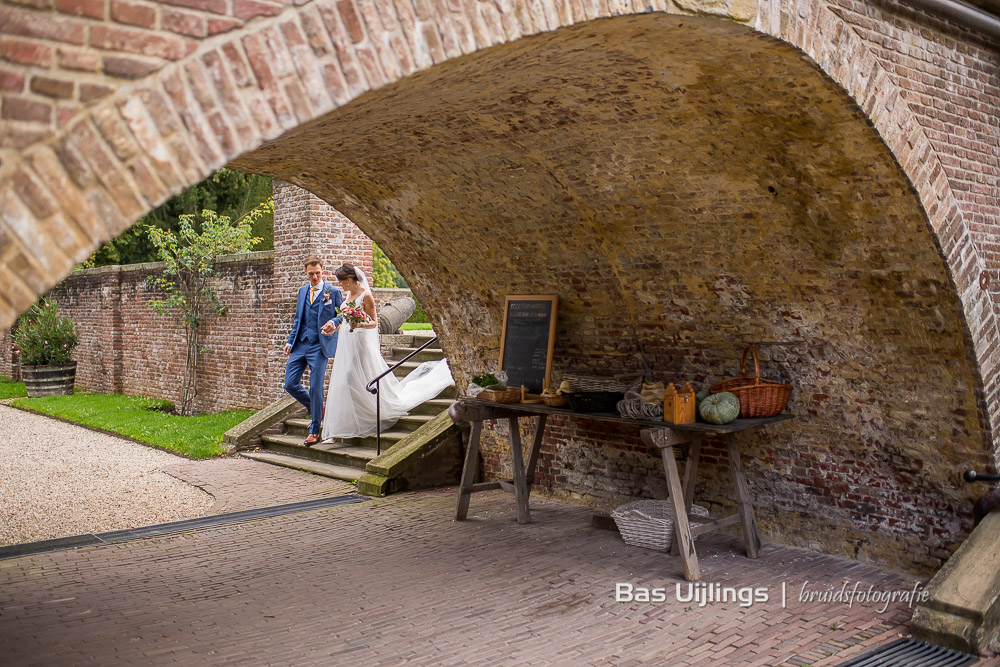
[408,297,429,324]
[13,300,78,366]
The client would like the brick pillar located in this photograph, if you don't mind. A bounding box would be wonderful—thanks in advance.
[272,181,376,398]
[273,181,374,293]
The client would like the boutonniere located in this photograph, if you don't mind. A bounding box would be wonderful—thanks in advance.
[321,286,333,304]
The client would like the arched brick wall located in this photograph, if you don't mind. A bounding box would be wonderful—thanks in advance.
[0,0,998,570]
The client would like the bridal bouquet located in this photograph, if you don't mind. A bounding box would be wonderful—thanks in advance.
[338,300,370,329]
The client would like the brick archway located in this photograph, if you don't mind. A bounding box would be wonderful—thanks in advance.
[1,2,994,433]
[1,0,997,569]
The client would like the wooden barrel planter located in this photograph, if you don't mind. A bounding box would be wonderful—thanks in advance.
[21,362,77,397]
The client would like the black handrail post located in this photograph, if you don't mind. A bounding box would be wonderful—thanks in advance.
[367,336,439,459]
[375,378,381,456]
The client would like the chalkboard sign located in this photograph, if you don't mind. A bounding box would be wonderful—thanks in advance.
[499,295,558,394]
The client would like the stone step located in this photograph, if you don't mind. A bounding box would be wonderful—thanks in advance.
[409,398,455,416]
[285,413,438,436]
[348,430,417,451]
[409,332,440,347]
[390,360,424,378]
[241,451,366,483]
[260,433,385,468]
[389,347,445,363]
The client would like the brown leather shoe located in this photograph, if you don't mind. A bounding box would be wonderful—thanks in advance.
[304,433,321,447]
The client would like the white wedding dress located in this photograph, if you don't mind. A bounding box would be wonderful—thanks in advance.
[321,290,453,440]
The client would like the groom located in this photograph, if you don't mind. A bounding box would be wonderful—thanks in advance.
[283,257,344,445]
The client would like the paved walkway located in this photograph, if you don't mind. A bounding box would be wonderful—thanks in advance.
[163,458,356,513]
[0,403,356,545]
[2,482,995,666]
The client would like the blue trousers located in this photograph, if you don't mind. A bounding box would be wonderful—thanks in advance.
[284,339,329,435]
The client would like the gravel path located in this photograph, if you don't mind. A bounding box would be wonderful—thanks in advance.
[0,404,214,546]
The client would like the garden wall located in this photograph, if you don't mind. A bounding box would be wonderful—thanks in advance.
[0,252,412,413]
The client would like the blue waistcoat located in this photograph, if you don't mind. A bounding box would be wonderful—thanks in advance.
[300,289,322,342]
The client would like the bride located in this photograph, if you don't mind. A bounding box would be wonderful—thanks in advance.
[321,263,453,441]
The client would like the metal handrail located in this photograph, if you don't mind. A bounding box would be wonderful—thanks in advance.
[366,336,439,456]
[964,470,1000,483]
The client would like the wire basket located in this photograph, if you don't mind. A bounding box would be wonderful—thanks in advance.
[611,499,709,551]
[709,346,792,418]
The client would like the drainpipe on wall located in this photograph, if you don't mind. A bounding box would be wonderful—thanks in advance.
[894,0,1000,41]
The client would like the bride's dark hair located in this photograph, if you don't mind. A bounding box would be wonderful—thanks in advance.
[335,263,357,281]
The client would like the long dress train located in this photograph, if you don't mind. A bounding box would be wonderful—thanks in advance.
[321,301,453,439]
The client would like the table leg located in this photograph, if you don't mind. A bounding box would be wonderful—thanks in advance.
[525,414,547,488]
[508,417,531,524]
[662,446,700,581]
[671,436,702,557]
[727,435,762,558]
[455,421,482,521]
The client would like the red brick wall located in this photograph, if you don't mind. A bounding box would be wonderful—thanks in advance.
[47,251,282,413]
[0,186,391,410]
[16,241,391,413]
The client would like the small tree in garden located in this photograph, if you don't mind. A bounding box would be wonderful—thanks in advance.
[146,207,263,415]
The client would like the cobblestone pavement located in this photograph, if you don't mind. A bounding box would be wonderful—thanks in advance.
[2,484,995,666]
[162,457,357,513]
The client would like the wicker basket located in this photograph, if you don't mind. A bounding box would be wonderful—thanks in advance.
[542,394,567,407]
[477,387,522,403]
[611,500,710,551]
[562,373,643,393]
[709,346,792,418]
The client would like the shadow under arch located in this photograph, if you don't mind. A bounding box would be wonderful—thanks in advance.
[232,13,991,572]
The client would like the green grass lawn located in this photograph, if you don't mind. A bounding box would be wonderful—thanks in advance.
[400,323,433,331]
[0,376,27,400]
[9,393,252,459]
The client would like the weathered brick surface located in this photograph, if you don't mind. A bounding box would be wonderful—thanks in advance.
[0,0,300,161]
[0,0,997,576]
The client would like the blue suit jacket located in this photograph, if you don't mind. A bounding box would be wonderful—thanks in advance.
[287,282,344,359]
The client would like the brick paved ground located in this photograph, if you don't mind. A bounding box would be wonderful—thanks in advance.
[162,458,356,513]
[2,485,996,666]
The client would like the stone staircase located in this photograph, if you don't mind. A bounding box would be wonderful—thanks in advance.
[242,333,456,483]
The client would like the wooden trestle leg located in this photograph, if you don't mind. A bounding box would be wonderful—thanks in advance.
[727,435,761,558]
[455,421,482,521]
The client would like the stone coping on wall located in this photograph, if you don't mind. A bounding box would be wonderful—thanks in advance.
[67,251,276,278]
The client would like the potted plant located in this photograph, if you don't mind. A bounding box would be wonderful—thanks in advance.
[12,299,79,397]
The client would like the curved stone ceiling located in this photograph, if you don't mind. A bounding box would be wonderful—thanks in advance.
[233,14,990,568]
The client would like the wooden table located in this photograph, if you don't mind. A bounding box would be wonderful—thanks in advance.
[449,399,792,581]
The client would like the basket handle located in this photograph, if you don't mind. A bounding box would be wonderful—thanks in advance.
[740,346,761,381]
[623,508,660,522]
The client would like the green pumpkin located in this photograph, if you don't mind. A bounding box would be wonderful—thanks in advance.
[695,390,710,411]
[699,392,740,424]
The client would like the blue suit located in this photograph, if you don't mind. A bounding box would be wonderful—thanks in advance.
[284,281,344,434]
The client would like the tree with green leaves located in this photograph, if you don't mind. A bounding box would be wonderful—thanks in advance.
[85,168,273,268]
[146,208,263,416]
[372,243,408,289]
